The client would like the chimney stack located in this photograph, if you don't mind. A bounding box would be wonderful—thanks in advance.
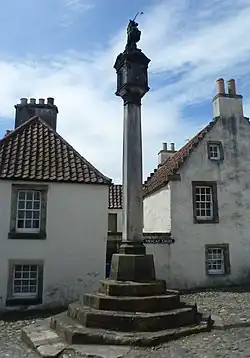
[158,142,176,166]
[212,78,243,118]
[14,96,59,130]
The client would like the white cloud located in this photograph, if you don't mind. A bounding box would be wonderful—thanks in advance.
[60,0,94,26]
[1,0,250,182]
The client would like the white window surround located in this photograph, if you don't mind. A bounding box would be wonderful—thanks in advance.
[207,141,224,161]
[208,143,220,160]
[12,264,39,298]
[206,247,225,275]
[195,186,213,220]
[16,190,41,233]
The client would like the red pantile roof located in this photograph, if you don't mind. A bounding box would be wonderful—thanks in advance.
[0,116,112,185]
[109,184,123,209]
[143,119,218,198]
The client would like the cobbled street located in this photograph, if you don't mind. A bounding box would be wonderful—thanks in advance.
[2,289,250,357]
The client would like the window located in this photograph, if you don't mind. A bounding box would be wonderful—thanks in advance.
[207,141,224,161]
[195,186,213,219]
[108,213,118,232]
[6,260,43,306]
[16,190,41,233]
[13,264,39,297]
[9,184,48,240]
[205,244,230,276]
[192,182,219,223]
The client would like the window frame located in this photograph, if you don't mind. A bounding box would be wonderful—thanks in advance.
[6,259,44,306]
[207,141,224,161]
[108,213,118,233]
[9,184,48,240]
[205,244,230,276]
[15,190,42,234]
[192,181,219,224]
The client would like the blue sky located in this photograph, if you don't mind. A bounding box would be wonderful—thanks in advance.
[0,0,250,182]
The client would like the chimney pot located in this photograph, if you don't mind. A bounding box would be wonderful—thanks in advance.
[170,143,175,152]
[30,98,36,104]
[20,98,28,105]
[216,78,225,94]
[47,97,54,105]
[228,79,236,96]
[162,142,167,151]
[39,98,45,105]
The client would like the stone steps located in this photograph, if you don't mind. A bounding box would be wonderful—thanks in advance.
[21,279,212,353]
[99,279,167,297]
[66,301,198,332]
[50,311,209,346]
[83,291,182,312]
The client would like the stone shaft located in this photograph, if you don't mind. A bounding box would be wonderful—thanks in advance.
[122,100,143,244]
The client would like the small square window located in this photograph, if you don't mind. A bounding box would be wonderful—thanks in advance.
[205,244,230,276]
[207,141,224,161]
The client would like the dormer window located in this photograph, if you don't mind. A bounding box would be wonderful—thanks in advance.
[207,141,224,161]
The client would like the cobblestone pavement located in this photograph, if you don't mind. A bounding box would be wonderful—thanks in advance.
[2,289,250,357]
[181,288,250,327]
[0,319,41,358]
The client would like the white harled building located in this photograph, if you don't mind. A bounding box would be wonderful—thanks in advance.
[0,97,111,310]
[143,79,250,290]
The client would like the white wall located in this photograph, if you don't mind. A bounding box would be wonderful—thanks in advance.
[143,185,171,232]
[157,115,250,289]
[0,180,108,309]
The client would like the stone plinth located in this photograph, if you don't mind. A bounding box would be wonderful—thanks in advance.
[109,254,155,282]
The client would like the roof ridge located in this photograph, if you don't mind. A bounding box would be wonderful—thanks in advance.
[143,119,218,197]
[0,116,40,143]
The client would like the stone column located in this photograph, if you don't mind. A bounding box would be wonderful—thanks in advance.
[120,97,145,255]
[110,19,156,282]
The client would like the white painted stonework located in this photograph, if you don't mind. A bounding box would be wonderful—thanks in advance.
[143,94,250,289]
[143,185,171,233]
[0,180,108,310]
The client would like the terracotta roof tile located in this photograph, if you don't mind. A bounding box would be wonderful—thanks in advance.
[0,116,112,185]
[143,119,218,198]
[109,184,123,209]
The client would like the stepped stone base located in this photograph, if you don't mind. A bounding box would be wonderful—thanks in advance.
[21,278,213,357]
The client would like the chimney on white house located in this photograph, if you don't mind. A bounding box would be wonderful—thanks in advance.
[212,78,243,118]
[158,142,176,167]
